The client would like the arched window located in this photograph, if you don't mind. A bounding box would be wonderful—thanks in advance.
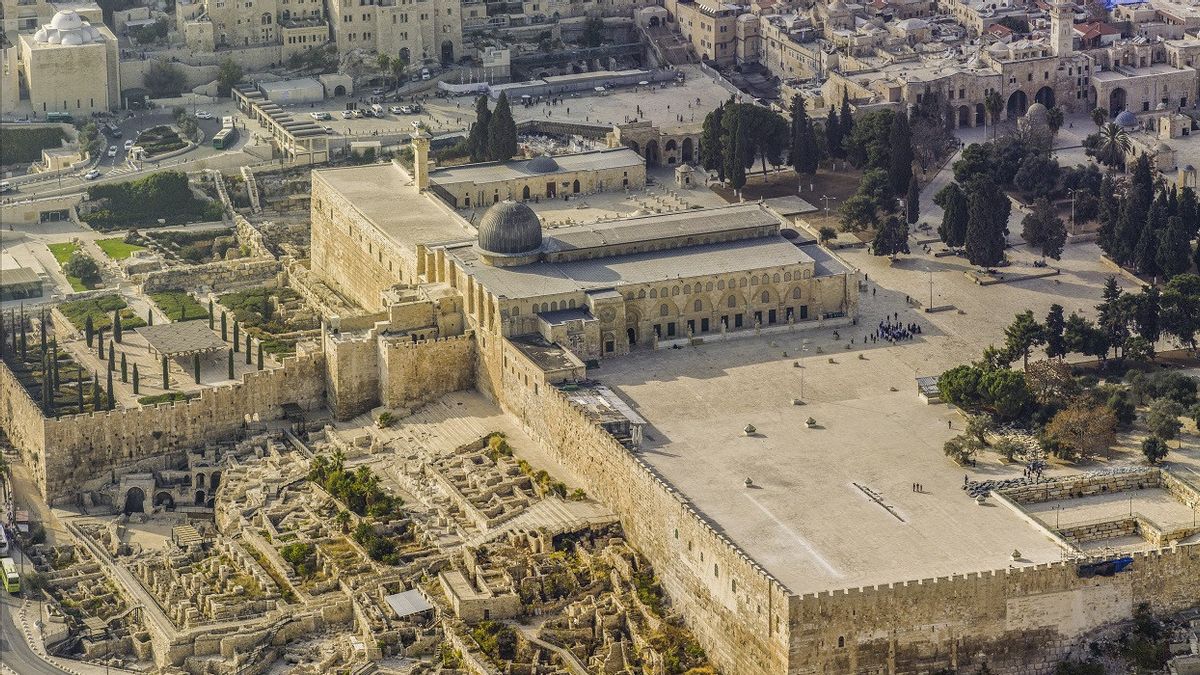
[717,280,725,290]
[773,273,781,283]
[727,296,737,308]
[792,287,802,299]
[650,289,658,298]
[693,299,702,312]
[660,304,670,317]
[672,286,680,296]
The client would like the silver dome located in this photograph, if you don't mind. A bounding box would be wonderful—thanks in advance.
[478,200,542,256]
[527,154,560,173]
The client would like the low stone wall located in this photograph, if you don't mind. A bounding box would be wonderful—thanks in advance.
[1003,468,1162,505]
[234,215,272,260]
[39,349,325,503]
[140,258,283,294]
[1059,517,1138,544]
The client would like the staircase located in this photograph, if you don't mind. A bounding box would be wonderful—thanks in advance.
[241,165,263,213]
[208,169,235,215]
[642,25,696,66]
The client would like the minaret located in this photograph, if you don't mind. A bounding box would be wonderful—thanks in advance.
[1050,0,1074,57]
[412,130,431,192]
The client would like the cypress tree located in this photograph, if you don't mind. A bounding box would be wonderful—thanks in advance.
[700,103,726,181]
[19,312,26,360]
[245,333,252,364]
[106,368,114,410]
[209,299,215,329]
[227,349,234,380]
[906,175,920,225]
[722,105,746,191]
[108,342,115,371]
[825,108,841,160]
[92,373,100,410]
[194,353,201,384]
[1044,304,1066,359]
[147,308,153,325]
[1179,186,1199,239]
[133,363,140,395]
[840,94,854,142]
[121,351,128,383]
[97,329,105,360]
[965,177,1008,267]
[162,355,170,390]
[257,341,264,370]
[468,95,492,163]
[888,111,913,195]
[1157,215,1191,280]
[85,314,94,347]
[179,304,186,321]
[936,183,968,249]
[39,317,47,356]
[789,95,819,176]
[233,321,240,352]
[221,312,228,341]
[50,339,59,391]
[113,310,122,343]
[486,93,517,162]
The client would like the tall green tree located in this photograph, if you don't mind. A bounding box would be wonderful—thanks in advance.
[1044,304,1066,359]
[468,95,491,163]
[984,91,1004,139]
[700,103,726,181]
[825,108,842,159]
[216,58,244,97]
[906,175,920,225]
[486,93,517,162]
[1157,215,1191,280]
[871,216,910,257]
[789,95,819,175]
[888,110,913,194]
[964,177,1009,267]
[1021,198,1066,260]
[722,104,747,191]
[1004,310,1045,370]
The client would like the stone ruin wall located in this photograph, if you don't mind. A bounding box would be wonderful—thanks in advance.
[0,358,49,482]
[37,350,325,504]
[484,335,793,675]
[786,543,1200,674]
[139,258,284,295]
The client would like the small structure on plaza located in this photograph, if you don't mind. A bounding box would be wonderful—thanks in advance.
[136,320,226,360]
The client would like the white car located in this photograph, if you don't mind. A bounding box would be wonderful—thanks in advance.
[323,126,334,134]
[309,111,332,121]
[340,110,353,119]
[195,110,213,120]
[388,105,403,114]
[84,169,101,180]
[123,139,134,150]
[106,146,118,158]
[351,109,364,119]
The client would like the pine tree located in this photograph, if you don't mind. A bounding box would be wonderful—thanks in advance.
[1097,174,1120,255]
[871,216,911,257]
[113,310,122,343]
[245,333,252,364]
[486,93,517,161]
[76,368,84,411]
[1134,221,1160,277]
[233,321,240,352]
[1179,186,1200,239]
[85,314,94,347]
[1044,304,1066,359]
[722,105,747,191]
[888,111,913,195]
[839,94,853,144]
[906,175,920,225]
[700,103,726,181]
[468,95,492,163]
[221,311,228,341]
[92,373,101,410]
[108,341,115,371]
[825,108,842,159]
[97,328,104,360]
[1156,215,1191,280]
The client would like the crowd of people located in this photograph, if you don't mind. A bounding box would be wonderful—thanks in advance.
[871,317,921,344]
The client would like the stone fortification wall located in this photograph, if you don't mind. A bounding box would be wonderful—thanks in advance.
[140,258,283,294]
[379,333,474,410]
[38,350,325,503]
[235,215,273,260]
[485,336,792,675]
[1003,469,1163,504]
[0,359,48,479]
[323,326,475,420]
[786,544,1200,674]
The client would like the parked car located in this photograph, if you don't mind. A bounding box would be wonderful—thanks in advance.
[323,126,334,134]
[0,182,13,193]
[84,169,101,180]
[388,105,403,114]
[399,104,415,114]
[310,111,332,121]
[341,110,354,119]
[106,146,118,158]
[351,109,364,118]
[195,110,213,120]
[123,139,134,150]
[105,122,122,137]
[420,68,431,80]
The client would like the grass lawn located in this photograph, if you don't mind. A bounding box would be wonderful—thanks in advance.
[58,294,147,332]
[96,238,146,260]
[148,290,210,322]
[47,242,88,291]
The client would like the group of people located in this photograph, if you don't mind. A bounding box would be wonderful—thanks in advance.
[871,318,922,344]
[1024,460,1047,482]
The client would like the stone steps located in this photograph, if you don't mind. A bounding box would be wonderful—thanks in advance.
[241,166,262,214]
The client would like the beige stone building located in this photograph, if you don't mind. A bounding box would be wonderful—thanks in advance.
[13,9,119,115]
[427,147,646,208]
[664,0,741,64]
[325,0,462,66]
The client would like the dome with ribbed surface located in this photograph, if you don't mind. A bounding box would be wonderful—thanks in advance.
[527,154,560,173]
[1115,110,1138,128]
[478,200,542,256]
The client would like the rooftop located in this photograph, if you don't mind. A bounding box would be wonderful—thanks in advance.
[429,148,644,189]
[135,320,227,357]
[314,163,476,257]
[540,202,783,256]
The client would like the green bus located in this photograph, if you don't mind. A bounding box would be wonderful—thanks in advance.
[212,127,238,150]
[1,557,18,594]
[46,111,72,123]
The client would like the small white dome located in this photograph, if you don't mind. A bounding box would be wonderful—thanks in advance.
[33,28,47,41]
[60,32,83,45]
[49,10,84,31]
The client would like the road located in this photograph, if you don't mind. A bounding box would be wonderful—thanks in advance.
[0,554,70,675]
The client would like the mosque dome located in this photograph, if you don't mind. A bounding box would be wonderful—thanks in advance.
[478,200,542,256]
[35,10,103,45]
[1115,110,1138,127]
[527,154,560,173]
[49,10,84,31]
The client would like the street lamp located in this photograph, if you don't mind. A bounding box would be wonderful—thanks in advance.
[1068,188,1077,234]
[799,340,809,401]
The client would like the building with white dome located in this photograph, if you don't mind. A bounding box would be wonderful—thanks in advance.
[10,9,118,116]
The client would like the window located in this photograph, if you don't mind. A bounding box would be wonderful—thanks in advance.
[660,304,670,317]
[727,296,736,308]
[693,300,702,312]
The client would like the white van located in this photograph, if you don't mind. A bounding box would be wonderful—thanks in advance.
[370,103,385,117]
[0,181,13,193]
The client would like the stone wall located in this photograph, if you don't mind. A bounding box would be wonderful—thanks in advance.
[0,358,48,478]
[1059,517,1139,544]
[38,350,324,503]
[379,333,475,411]
[485,335,793,675]
[140,258,283,294]
[1003,469,1162,505]
[785,544,1200,674]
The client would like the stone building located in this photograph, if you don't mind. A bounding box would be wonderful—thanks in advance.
[324,0,462,66]
[607,120,702,168]
[427,147,646,208]
[14,9,120,115]
[175,0,329,56]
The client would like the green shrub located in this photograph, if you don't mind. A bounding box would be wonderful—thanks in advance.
[148,290,209,321]
[85,172,223,230]
[0,126,65,166]
[58,295,146,332]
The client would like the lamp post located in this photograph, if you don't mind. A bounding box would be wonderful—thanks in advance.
[1068,188,1077,234]
[800,340,809,401]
